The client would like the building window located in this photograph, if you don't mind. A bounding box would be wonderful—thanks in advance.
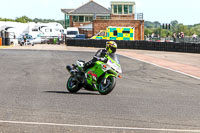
[85,16,89,22]
[99,31,105,36]
[112,4,133,14]
[79,16,84,22]
[73,16,78,22]
[114,5,117,14]
[85,16,93,22]
[123,31,130,34]
[89,16,93,21]
[129,5,133,14]
[73,16,93,22]
[32,29,38,31]
[118,5,122,14]
[124,5,128,14]
[113,30,118,36]
[45,29,52,32]
[89,17,92,21]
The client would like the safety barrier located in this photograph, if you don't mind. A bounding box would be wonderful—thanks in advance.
[0,38,10,46]
[66,39,200,53]
[0,38,2,46]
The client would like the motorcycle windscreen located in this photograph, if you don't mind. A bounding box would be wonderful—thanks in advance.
[108,53,120,64]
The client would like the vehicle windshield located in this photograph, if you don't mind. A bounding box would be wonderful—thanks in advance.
[27,35,33,39]
[94,31,105,36]
[67,31,78,35]
[108,53,120,64]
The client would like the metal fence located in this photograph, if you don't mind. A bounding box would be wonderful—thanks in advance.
[175,37,200,43]
[66,39,200,53]
[145,37,200,43]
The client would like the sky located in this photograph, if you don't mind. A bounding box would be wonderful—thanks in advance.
[0,0,199,25]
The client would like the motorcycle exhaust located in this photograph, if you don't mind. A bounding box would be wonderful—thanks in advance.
[66,65,72,71]
[66,65,75,76]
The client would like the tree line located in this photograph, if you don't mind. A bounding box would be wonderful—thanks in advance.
[0,16,64,26]
[144,20,200,37]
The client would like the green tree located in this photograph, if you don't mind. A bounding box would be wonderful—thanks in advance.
[0,17,15,22]
[144,20,200,38]
[16,16,32,23]
[152,28,161,35]
[144,21,154,28]
[153,21,161,28]
[177,24,190,36]
[170,20,178,27]
[144,28,153,36]
[170,20,178,33]
[190,25,200,36]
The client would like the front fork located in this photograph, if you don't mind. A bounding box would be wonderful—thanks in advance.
[99,73,116,87]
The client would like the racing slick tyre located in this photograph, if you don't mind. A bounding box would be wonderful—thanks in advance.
[98,76,116,95]
[67,76,81,93]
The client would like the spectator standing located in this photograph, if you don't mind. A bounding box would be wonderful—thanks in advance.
[23,35,27,46]
[192,33,198,41]
[180,32,184,38]
[172,33,176,42]
[157,34,160,39]
[177,33,181,38]
[150,33,155,40]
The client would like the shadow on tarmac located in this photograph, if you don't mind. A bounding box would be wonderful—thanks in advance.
[44,91,99,95]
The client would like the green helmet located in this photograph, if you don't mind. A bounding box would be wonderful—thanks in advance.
[106,41,117,54]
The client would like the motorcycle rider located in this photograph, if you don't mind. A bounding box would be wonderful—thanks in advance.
[83,41,117,71]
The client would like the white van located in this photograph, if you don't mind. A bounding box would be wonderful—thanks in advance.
[66,27,79,38]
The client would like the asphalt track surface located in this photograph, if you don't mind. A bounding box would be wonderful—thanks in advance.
[0,49,200,133]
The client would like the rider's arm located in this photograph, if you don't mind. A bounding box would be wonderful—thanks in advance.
[93,49,107,62]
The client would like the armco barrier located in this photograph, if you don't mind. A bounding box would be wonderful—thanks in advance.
[66,39,200,53]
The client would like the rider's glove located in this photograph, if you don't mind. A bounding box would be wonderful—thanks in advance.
[101,57,108,63]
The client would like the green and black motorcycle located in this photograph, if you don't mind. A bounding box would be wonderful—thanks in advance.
[66,54,122,95]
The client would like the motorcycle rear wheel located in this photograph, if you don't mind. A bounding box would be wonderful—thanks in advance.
[98,76,116,95]
[67,76,81,93]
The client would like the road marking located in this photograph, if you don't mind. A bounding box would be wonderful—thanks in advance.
[0,120,200,132]
[119,54,200,80]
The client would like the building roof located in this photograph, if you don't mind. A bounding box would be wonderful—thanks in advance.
[62,0,110,15]
[111,1,135,5]
[61,9,74,13]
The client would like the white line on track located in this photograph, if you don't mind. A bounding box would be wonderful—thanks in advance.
[118,54,200,80]
[0,120,200,132]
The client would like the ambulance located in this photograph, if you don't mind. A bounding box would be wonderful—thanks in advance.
[91,26,134,40]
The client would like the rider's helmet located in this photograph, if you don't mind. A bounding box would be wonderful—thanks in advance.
[106,41,117,54]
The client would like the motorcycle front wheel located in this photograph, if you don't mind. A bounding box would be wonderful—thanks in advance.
[98,76,116,95]
[67,76,81,93]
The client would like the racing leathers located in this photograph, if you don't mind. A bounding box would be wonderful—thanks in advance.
[83,49,108,71]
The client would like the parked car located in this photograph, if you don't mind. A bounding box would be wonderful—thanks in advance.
[18,34,34,46]
[32,37,47,44]
[75,34,86,39]
[66,27,79,38]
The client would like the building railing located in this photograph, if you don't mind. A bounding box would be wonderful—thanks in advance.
[135,13,143,20]
[94,13,143,20]
[95,16,111,20]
